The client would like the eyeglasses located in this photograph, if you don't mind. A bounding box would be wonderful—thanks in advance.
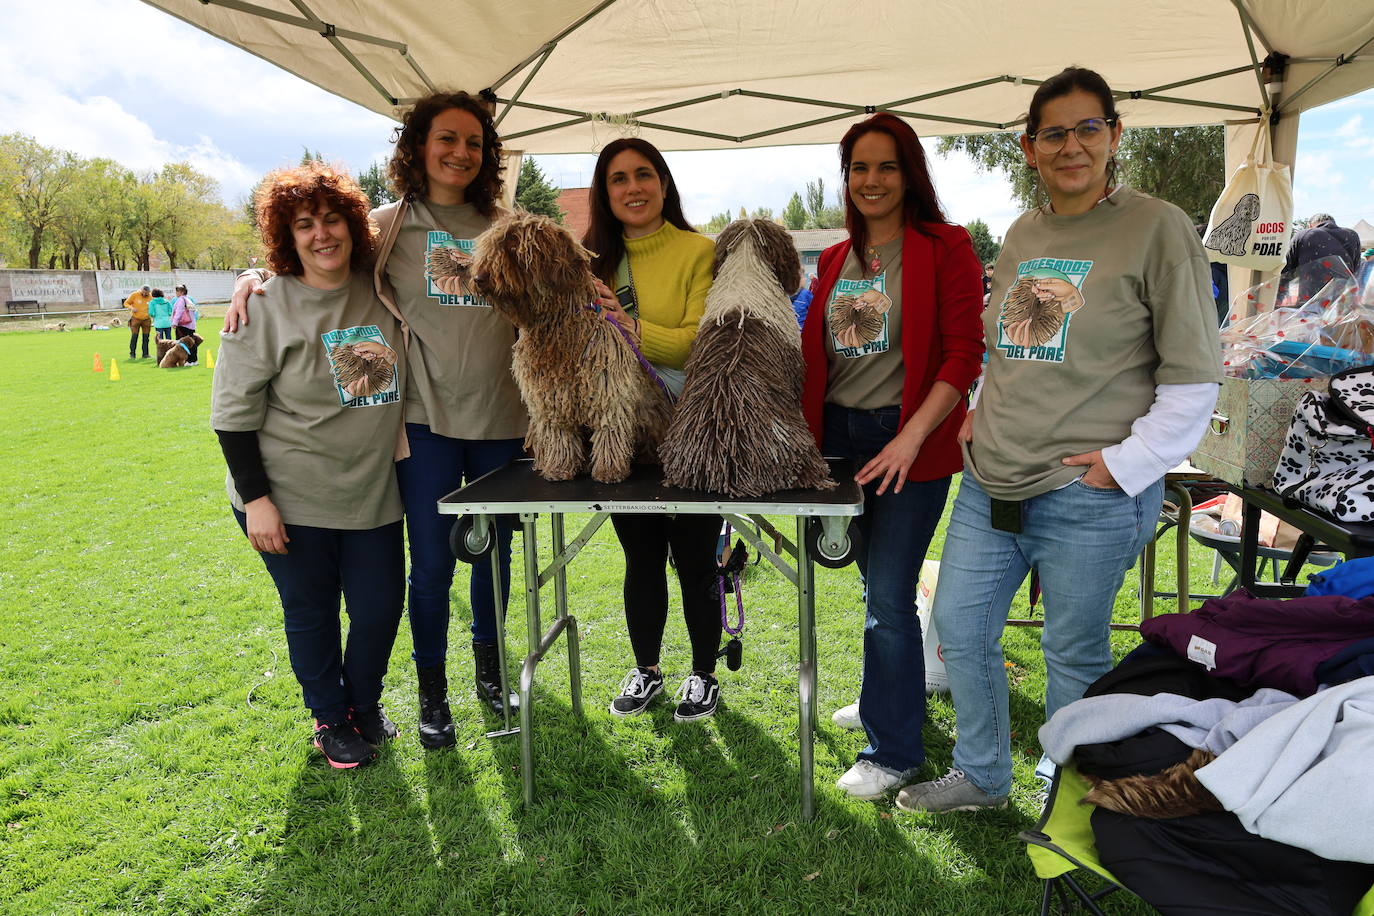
[1028,117,1117,153]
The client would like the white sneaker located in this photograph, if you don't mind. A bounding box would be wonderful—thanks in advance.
[836,759,904,800]
[831,700,862,730]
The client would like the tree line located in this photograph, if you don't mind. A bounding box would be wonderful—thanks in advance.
[1,125,1221,275]
[0,133,258,272]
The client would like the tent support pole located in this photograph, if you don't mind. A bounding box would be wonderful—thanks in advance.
[496,45,555,128]
[1230,0,1276,56]
[1280,32,1374,113]
[487,0,621,91]
[1138,64,1257,97]
[200,0,405,48]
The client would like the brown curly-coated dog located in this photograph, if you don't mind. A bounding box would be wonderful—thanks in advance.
[660,219,835,497]
[156,333,203,368]
[468,213,671,483]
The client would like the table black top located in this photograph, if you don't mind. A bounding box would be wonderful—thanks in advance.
[1226,484,1374,551]
[438,458,864,517]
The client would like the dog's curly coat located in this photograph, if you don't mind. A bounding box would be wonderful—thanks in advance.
[468,213,671,483]
[156,333,203,368]
[659,219,835,497]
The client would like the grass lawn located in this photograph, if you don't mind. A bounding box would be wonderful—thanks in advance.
[1,320,1261,914]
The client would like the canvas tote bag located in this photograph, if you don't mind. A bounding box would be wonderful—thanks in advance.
[1202,120,1294,272]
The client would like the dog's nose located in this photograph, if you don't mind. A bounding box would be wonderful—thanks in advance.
[472,273,489,288]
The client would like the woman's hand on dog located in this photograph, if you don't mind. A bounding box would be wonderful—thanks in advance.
[591,279,637,336]
[244,496,289,554]
[223,272,267,333]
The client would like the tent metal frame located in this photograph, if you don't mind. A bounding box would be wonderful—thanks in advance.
[182,0,1371,146]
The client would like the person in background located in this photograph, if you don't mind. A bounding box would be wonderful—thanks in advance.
[212,162,407,769]
[125,285,152,359]
[581,138,723,722]
[225,91,526,747]
[172,285,199,366]
[148,288,175,340]
[899,66,1220,814]
[1282,213,1362,303]
[803,112,984,799]
[1359,247,1374,293]
[982,262,996,303]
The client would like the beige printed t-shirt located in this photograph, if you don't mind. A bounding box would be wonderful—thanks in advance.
[378,199,527,439]
[824,236,905,409]
[967,188,1222,500]
[211,273,405,529]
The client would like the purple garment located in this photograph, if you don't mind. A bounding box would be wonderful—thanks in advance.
[1139,589,1374,696]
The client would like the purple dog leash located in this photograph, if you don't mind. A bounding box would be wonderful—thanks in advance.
[584,303,677,403]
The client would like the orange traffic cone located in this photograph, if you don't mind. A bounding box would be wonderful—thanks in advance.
[93,353,104,372]
[109,359,121,381]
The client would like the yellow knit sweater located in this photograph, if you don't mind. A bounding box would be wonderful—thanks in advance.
[624,222,714,369]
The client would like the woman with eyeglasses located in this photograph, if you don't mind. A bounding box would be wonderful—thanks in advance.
[897,67,1221,814]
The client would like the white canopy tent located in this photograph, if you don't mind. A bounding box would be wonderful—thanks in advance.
[144,0,1373,158]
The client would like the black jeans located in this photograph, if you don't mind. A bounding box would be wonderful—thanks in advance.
[611,513,723,673]
[233,509,405,724]
[130,330,149,358]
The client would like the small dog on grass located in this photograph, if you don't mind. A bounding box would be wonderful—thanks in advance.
[43,321,67,332]
[156,334,203,368]
[660,219,834,497]
[468,213,671,483]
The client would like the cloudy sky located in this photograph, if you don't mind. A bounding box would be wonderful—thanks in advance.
[5,0,1371,240]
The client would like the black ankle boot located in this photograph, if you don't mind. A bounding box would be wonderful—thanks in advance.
[416,663,455,749]
[473,641,518,717]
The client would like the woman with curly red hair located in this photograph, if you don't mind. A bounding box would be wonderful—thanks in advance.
[213,162,408,769]
[227,91,525,749]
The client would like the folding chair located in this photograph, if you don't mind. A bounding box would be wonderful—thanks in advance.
[1020,766,1129,916]
[1020,765,1374,916]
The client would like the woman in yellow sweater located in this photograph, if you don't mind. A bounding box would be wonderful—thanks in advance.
[581,138,722,722]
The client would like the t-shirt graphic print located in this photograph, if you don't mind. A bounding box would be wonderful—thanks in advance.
[828,271,893,359]
[322,325,401,408]
[423,232,487,306]
[994,258,1093,363]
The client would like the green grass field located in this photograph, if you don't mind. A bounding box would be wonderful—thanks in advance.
[1,321,1254,915]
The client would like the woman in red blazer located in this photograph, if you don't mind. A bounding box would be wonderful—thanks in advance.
[800,112,984,800]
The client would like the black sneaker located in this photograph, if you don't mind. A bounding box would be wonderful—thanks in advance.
[312,720,378,769]
[673,672,720,722]
[609,666,663,717]
[349,705,398,745]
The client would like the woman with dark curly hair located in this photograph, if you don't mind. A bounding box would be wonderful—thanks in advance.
[212,162,407,769]
[226,91,525,748]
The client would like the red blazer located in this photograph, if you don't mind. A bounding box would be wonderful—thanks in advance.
[802,221,985,482]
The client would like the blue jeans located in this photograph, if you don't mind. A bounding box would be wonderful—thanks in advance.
[823,404,952,774]
[933,473,1163,797]
[234,510,404,725]
[395,423,524,666]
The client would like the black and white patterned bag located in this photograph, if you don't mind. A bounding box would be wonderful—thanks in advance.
[1273,366,1374,521]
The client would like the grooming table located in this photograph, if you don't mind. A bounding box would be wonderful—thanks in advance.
[438,458,863,819]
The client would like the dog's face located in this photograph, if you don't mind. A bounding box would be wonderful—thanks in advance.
[469,213,597,327]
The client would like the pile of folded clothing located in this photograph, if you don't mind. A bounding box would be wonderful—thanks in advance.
[1039,578,1374,915]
